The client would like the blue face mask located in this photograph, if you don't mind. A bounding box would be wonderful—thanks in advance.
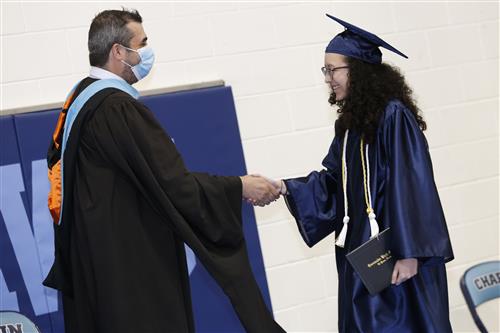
[121,45,155,81]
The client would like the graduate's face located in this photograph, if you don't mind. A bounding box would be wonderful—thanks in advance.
[121,22,148,84]
[324,53,349,101]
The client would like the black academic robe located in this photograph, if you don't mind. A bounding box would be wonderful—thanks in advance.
[284,100,454,333]
[44,78,284,333]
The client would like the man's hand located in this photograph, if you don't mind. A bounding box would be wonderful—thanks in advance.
[391,258,418,285]
[240,175,280,207]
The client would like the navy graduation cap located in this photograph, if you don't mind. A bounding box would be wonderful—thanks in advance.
[325,14,408,64]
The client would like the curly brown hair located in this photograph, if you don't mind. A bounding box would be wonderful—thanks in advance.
[329,57,426,143]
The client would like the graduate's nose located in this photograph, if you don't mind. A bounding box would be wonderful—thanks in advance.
[324,74,332,84]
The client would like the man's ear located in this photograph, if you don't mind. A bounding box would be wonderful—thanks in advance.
[110,43,125,61]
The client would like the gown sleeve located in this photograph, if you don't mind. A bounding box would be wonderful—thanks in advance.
[283,133,340,247]
[382,101,454,264]
[88,94,284,333]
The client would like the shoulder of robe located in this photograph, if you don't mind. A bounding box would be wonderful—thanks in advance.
[95,90,152,120]
[101,90,143,109]
[381,99,422,129]
[383,99,407,121]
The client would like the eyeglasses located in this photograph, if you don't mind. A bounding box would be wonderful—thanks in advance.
[321,66,349,78]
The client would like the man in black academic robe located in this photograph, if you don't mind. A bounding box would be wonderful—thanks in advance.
[43,9,284,333]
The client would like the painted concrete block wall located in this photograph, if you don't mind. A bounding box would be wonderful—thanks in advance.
[1,2,498,332]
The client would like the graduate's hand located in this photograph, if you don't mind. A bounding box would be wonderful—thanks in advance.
[240,175,280,206]
[279,180,287,195]
[391,258,418,285]
[262,177,286,196]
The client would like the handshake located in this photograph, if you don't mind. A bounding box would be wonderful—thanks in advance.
[240,175,287,207]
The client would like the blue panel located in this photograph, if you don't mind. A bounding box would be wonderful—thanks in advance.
[1,85,272,332]
[142,86,272,332]
[0,116,54,332]
[143,86,245,175]
[0,116,20,166]
[13,109,63,332]
[14,109,59,214]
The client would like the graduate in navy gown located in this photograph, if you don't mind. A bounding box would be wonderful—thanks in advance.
[275,15,454,333]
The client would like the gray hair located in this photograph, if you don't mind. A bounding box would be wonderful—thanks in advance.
[88,8,142,67]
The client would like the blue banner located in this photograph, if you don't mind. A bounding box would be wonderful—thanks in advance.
[0,85,272,332]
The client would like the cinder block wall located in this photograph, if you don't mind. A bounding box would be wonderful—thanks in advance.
[1,2,498,332]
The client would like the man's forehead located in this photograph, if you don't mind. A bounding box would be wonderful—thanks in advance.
[127,21,146,41]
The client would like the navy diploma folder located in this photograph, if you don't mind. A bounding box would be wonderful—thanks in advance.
[346,228,395,295]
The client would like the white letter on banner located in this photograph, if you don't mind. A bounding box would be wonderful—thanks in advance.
[184,244,196,275]
[0,163,50,315]
[32,159,58,312]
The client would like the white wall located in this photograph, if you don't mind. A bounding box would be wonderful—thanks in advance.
[1,1,498,332]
